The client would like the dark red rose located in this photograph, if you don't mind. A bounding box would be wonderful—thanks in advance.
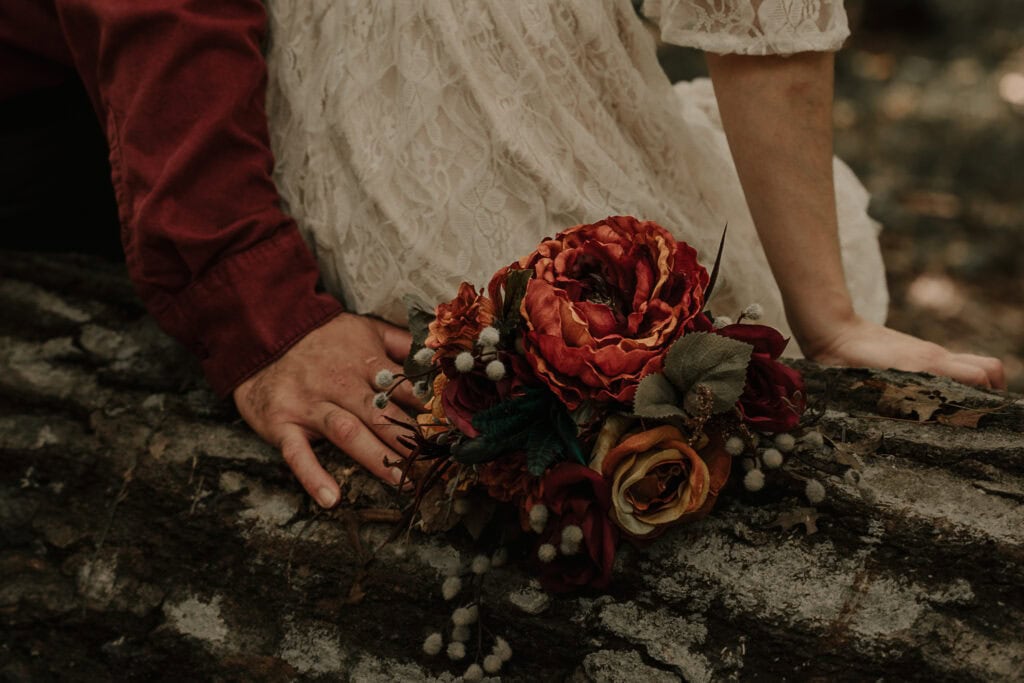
[533,463,618,592]
[489,216,709,410]
[439,352,533,438]
[717,323,806,432]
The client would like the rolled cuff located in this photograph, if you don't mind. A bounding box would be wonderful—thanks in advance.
[152,224,344,396]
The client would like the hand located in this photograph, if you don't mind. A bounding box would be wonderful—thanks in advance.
[804,316,1006,390]
[233,313,420,508]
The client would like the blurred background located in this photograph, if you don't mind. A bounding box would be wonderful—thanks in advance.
[658,0,1024,392]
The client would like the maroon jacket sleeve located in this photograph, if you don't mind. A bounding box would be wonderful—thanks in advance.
[53,0,343,396]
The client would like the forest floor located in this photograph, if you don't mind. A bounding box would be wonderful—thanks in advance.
[659,0,1024,392]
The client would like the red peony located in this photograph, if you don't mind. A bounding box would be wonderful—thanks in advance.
[490,216,709,410]
[533,463,618,593]
[717,323,806,432]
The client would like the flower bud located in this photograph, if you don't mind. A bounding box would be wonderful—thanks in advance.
[471,554,491,575]
[463,663,484,681]
[422,632,443,656]
[725,436,746,456]
[485,359,506,381]
[761,448,783,469]
[478,326,500,347]
[452,625,472,642]
[454,351,475,373]
[537,543,557,563]
[713,315,734,328]
[442,576,462,600]
[373,369,395,389]
[413,347,436,364]
[743,469,765,492]
[528,503,549,533]
[773,433,796,453]
[447,641,466,661]
[742,303,764,321]
[483,654,503,674]
[373,392,389,409]
[805,478,826,504]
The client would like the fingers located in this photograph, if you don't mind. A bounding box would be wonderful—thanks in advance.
[276,424,340,508]
[370,317,413,363]
[952,353,1007,391]
[319,406,405,486]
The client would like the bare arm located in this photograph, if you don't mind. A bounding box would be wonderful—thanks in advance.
[705,51,1005,389]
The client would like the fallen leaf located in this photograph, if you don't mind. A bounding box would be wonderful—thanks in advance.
[877,383,945,421]
[771,507,820,535]
[935,409,987,428]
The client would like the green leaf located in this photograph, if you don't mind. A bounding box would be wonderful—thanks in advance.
[452,435,512,464]
[632,373,687,419]
[525,426,564,476]
[662,332,753,414]
[551,403,585,465]
[704,224,728,304]
[499,268,533,331]
[403,294,437,376]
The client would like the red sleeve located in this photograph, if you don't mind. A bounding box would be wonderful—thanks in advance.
[53,0,343,396]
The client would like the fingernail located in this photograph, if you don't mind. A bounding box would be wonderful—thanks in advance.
[390,467,405,486]
[317,486,339,508]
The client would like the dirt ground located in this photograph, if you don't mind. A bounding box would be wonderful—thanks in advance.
[660,0,1024,392]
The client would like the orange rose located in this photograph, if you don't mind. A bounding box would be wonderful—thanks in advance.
[490,216,708,410]
[591,424,730,539]
[426,282,496,359]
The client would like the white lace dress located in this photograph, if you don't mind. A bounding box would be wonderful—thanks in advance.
[264,0,888,356]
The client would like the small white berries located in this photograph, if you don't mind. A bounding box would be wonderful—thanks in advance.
[413,347,436,364]
[454,351,475,373]
[713,315,734,328]
[805,478,826,504]
[560,524,583,555]
[373,392,389,409]
[773,433,796,453]
[802,430,824,448]
[471,554,491,575]
[422,632,443,656]
[451,625,472,642]
[743,469,765,492]
[447,641,466,661]
[725,436,746,456]
[463,663,484,681]
[412,380,429,398]
[373,369,395,389]
[485,359,506,381]
[742,303,764,321]
[483,654,503,674]
[741,457,757,472]
[442,576,462,600]
[761,448,784,469]
[478,326,500,347]
[493,637,513,662]
[452,607,473,626]
[537,543,557,563]
[528,503,549,533]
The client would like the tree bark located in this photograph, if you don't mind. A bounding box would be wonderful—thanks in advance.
[1,251,1022,682]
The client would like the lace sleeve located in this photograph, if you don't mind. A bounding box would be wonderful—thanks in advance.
[642,0,850,55]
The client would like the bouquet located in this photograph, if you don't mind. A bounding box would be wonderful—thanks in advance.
[375,216,806,593]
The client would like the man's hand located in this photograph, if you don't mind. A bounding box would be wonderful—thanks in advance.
[233,313,419,508]
[806,316,1007,390]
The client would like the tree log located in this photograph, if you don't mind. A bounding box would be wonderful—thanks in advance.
[1,252,1022,682]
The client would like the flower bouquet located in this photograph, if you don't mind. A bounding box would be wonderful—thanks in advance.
[375,216,806,593]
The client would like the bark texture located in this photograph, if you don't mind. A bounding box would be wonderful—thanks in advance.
[1,252,1022,682]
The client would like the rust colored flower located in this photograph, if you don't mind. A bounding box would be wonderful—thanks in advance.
[490,216,708,410]
[426,282,496,359]
[591,424,731,539]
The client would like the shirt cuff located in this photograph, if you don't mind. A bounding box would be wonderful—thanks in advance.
[153,224,344,397]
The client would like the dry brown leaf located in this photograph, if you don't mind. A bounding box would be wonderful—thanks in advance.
[771,507,820,535]
[877,383,945,421]
[416,485,462,533]
[935,409,987,429]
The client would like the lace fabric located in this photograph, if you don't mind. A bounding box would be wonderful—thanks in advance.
[264,0,884,357]
[643,0,851,55]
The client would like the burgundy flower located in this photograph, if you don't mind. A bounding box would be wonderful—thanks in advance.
[717,324,806,432]
[489,216,709,410]
[533,463,618,592]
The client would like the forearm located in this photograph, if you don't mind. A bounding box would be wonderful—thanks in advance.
[705,51,854,355]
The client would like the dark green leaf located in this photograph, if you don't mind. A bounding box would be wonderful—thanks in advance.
[704,224,728,304]
[526,426,563,476]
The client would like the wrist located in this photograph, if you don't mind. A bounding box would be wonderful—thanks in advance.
[785,292,858,359]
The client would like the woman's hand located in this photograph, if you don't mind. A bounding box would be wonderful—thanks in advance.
[233,313,420,508]
[804,315,1007,390]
